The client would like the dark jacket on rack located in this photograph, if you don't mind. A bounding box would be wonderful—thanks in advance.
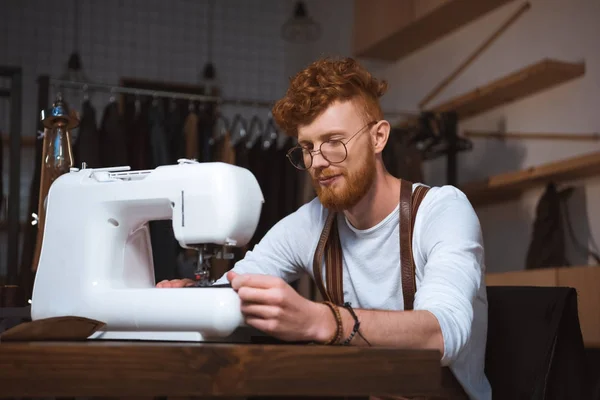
[0,131,4,218]
[73,100,101,168]
[99,101,128,168]
[123,96,151,171]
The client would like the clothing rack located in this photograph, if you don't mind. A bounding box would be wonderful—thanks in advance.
[49,78,275,109]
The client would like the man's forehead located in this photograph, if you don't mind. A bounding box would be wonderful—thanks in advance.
[298,101,362,141]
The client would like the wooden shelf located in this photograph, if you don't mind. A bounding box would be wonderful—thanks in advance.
[461,150,600,207]
[430,59,586,120]
[353,0,514,61]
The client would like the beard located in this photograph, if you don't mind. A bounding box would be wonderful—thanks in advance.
[311,149,376,212]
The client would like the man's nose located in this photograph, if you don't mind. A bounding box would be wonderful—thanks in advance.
[311,151,330,169]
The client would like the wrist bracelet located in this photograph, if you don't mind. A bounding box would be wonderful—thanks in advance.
[341,302,361,346]
[321,301,343,345]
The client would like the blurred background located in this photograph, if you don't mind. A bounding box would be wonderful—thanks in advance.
[1,0,600,343]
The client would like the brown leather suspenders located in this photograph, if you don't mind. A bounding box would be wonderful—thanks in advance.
[312,179,430,308]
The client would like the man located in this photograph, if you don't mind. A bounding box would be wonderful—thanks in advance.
[157,57,491,399]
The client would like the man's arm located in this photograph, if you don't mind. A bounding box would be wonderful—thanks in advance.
[313,305,444,353]
[313,188,484,364]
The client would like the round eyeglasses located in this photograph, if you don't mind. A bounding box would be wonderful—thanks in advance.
[286,121,377,170]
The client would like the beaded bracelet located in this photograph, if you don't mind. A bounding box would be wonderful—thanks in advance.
[341,302,362,346]
[321,301,343,345]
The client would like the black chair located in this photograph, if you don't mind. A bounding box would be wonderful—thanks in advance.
[485,286,589,399]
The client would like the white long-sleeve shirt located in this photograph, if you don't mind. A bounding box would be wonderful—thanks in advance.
[218,183,492,400]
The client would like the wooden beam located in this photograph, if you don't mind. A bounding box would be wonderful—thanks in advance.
[418,2,531,109]
[430,59,586,120]
[354,0,515,61]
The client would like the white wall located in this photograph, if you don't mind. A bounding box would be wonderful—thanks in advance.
[344,0,600,273]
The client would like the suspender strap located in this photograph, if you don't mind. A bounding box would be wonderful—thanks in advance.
[399,180,415,310]
[312,180,430,308]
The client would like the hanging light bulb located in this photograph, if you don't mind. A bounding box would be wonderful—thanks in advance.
[281,1,322,43]
[40,94,79,175]
[30,94,79,272]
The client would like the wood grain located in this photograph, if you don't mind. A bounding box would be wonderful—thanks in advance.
[0,341,448,398]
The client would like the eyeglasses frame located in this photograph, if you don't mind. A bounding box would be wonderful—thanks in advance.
[286,120,378,170]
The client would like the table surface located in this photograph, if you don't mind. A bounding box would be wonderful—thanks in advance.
[0,340,465,398]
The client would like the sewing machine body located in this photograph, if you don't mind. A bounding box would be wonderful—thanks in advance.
[30,160,264,341]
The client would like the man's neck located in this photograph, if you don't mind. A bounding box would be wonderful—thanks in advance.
[343,167,401,230]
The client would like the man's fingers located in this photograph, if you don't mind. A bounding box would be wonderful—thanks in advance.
[230,273,284,291]
[241,304,281,319]
[156,279,194,288]
[244,316,276,334]
[238,286,285,305]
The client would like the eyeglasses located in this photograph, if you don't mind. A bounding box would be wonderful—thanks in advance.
[286,121,377,170]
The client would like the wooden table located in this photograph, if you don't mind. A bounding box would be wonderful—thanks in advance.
[0,341,462,398]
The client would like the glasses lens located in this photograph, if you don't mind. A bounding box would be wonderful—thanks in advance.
[288,147,310,169]
[321,140,347,163]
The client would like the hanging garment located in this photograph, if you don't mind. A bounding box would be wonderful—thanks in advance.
[0,133,4,219]
[233,135,251,170]
[525,182,570,269]
[73,100,101,168]
[276,138,301,218]
[147,100,171,168]
[165,100,186,163]
[382,127,424,183]
[211,131,236,165]
[197,104,216,162]
[98,101,128,168]
[183,110,199,160]
[123,96,151,170]
[246,138,279,249]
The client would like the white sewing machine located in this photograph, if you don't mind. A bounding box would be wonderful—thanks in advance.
[30,159,264,341]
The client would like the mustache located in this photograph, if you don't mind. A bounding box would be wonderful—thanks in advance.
[313,169,343,180]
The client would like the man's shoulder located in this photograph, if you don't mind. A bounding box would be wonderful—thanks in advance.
[412,183,472,212]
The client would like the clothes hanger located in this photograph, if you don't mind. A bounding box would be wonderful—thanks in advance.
[229,114,249,147]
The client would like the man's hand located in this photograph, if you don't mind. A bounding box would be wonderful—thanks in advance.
[227,271,336,343]
[156,278,195,288]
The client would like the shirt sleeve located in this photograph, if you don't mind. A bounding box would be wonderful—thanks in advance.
[213,200,321,285]
[412,186,485,365]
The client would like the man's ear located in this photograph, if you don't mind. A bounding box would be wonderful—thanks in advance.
[371,120,390,154]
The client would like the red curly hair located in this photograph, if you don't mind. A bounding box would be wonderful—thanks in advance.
[272,57,388,137]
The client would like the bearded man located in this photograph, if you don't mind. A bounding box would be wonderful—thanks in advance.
[157,57,491,400]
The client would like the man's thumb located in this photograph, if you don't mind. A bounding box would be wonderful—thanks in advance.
[227,270,238,282]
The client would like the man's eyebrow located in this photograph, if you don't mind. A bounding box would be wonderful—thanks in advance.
[298,130,346,145]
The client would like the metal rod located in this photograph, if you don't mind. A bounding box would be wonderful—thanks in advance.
[463,130,600,142]
[49,78,417,117]
[49,78,276,108]
[418,2,531,109]
[6,68,22,286]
